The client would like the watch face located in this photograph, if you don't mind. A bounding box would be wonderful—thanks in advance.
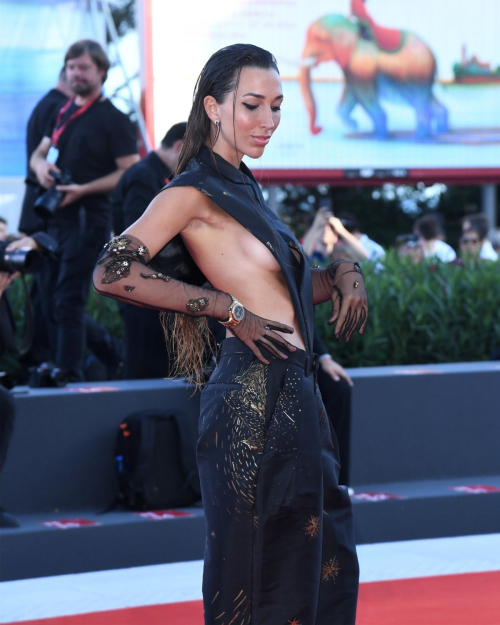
[233,305,245,321]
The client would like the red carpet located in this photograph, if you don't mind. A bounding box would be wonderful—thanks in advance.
[356,571,500,625]
[9,571,500,625]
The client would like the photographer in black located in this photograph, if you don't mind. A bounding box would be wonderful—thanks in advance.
[0,226,54,528]
[30,40,139,382]
[0,269,17,526]
[19,68,73,236]
[110,122,186,379]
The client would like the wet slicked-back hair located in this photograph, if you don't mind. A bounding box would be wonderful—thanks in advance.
[176,43,279,176]
[170,44,279,388]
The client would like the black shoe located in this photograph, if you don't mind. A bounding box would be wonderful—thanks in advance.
[0,508,19,528]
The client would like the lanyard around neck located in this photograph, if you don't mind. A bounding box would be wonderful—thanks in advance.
[51,95,100,147]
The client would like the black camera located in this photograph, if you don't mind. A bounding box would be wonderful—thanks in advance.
[34,170,73,219]
[395,234,420,249]
[28,362,68,388]
[0,239,43,274]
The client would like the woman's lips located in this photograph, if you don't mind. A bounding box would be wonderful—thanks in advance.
[251,135,271,146]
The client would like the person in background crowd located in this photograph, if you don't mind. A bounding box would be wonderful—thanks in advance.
[313,331,354,488]
[414,214,456,262]
[30,39,139,382]
[492,233,500,256]
[111,123,186,235]
[301,209,357,488]
[0,237,21,527]
[395,233,424,264]
[459,226,484,260]
[110,122,186,379]
[337,211,386,261]
[0,231,58,527]
[0,218,7,241]
[15,70,74,368]
[461,214,499,261]
[302,206,371,264]
[18,68,73,236]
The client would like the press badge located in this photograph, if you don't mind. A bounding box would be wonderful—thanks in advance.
[46,145,59,164]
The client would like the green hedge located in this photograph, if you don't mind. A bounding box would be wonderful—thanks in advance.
[316,252,500,367]
[3,253,499,375]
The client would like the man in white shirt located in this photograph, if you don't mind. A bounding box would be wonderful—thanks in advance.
[461,214,499,261]
[336,211,386,261]
[414,215,456,262]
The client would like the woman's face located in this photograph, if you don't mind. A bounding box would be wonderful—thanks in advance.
[210,66,283,165]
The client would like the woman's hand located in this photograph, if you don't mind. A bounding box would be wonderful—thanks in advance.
[329,263,368,342]
[229,310,296,365]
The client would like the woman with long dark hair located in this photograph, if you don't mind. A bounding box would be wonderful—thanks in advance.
[94,43,367,625]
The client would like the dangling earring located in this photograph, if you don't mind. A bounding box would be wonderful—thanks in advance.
[212,119,220,146]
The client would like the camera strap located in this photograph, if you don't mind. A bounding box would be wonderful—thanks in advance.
[51,95,100,148]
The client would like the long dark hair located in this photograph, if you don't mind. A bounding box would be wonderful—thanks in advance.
[169,44,280,389]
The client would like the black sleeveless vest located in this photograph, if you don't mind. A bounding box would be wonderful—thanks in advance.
[151,146,314,353]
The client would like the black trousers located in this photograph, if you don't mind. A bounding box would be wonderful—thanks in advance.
[37,220,108,381]
[317,368,352,486]
[198,338,359,625]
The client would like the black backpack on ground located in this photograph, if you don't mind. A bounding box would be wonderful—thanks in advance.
[114,410,201,510]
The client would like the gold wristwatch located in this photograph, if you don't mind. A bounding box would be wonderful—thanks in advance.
[219,296,245,328]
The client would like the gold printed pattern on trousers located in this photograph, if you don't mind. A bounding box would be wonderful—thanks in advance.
[224,362,267,454]
[207,362,267,513]
[321,556,341,582]
[303,514,321,538]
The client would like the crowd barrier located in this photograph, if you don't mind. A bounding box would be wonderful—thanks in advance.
[1,361,499,581]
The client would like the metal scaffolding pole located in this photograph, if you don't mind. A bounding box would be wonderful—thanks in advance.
[98,0,151,152]
[481,184,498,235]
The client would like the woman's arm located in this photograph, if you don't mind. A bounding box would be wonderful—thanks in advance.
[93,187,231,316]
[93,187,296,362]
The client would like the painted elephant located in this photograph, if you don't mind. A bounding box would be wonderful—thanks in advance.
[300,8,449,138]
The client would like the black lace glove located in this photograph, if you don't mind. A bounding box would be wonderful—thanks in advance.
[93,233,233,319]
[311,260,368,342]
[93,233,297,364]
[227,311,296,364]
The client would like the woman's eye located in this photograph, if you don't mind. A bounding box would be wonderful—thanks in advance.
[243,103,258,110]
[272,106,281,112]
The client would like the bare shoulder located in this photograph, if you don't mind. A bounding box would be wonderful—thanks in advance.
[122,184,215,258]
[148,185,213,220]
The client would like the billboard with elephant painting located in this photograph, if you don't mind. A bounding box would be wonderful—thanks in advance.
[142,0,500,183]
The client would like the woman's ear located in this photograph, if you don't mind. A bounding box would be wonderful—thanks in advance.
[203,95,219,124]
